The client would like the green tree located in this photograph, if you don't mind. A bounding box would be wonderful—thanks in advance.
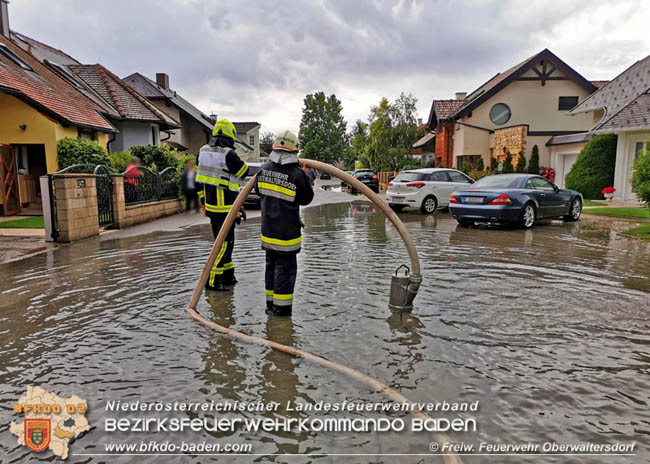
[299,92,348,164]
[367,93,418,171]
[515,154,527,173]
[490,157,498,172]
[56,137,109,169]
[347,119,369,169]
[528,145,540,174]
[502,154,515,173]
[631,141,650,207]
[566,134,617,199]
[259,130,274,155]
[476,158,485,171]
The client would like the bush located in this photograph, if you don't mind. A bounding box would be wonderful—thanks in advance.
[515,154,527,173]
[130,145,179,171]
[528,145,540,174]
[476,158,485,171]
[468,169,489,181]
[502,155,515,173]
[108,151,132,172]
[460,162,473,174]
[177,153,197,172]
[565,134,617,199]
[632,142,650,207]
[56,137,109,169]
[490,158,498,172]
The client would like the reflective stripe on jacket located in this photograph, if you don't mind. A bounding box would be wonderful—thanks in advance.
[255,160,314,253]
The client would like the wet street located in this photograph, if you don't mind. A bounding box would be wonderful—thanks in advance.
[1,200,649,463]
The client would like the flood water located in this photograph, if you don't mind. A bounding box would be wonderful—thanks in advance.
[1,201,649,463]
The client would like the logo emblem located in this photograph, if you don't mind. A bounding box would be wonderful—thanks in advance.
[25,419,51,452]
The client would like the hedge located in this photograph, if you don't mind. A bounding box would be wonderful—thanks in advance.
[56,137,109,169]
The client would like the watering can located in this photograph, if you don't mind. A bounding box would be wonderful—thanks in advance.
[388,264,422,312]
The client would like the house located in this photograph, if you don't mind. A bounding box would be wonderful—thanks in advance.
[0,4,115,216]
[233,122,261,160]
[564,55,650,201]
[68,66,180,152]
[427,49,600,183]
[412,119,436,165]
[123,72,215,154]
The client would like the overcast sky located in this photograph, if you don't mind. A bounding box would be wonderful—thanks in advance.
[10,0,650,134]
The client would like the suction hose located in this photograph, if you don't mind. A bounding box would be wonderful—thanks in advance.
[186,160,460,463]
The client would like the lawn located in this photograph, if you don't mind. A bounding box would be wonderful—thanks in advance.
[584,207,650,219]
[624,224,650,240]
[583,199,607,207]
[0,216,44,228]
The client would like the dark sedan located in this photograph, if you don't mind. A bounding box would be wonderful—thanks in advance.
[238,162,263,207]
[350,169,379,193]
[449,174,583,229]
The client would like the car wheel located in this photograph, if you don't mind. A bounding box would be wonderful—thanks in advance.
[565,198,582,222]
[389,204,405,213]
[457,219,473,227]
[519,203,536,229]
[420,195,438,214]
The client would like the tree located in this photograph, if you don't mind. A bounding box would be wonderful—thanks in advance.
[299,92,348,164]
[490,157,498,172]
[515,154,527,173]
[476,158,485,171]
[502,154,515,173]
[528,145,540,174]
[367,93,418,171]
[565,134,617,199]
[260,131,274,154]
[632,142,650,208]
[347,119,369,169]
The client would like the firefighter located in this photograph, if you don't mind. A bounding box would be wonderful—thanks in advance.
[196,119,249,291]
[255,130,314,316]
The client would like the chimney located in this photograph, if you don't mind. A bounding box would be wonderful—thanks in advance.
[209,113,218,123]
[156,73,170,89]
[417,118,423,125]
[455,92,467,101]
[0,0,10,38]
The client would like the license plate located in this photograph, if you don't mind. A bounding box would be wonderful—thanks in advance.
[464,197,483,204]
[391,197,404,203]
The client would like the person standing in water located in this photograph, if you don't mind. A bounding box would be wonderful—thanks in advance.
[256,130,314,316]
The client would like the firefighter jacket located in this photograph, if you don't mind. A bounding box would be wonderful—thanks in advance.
[255,154,314,252]
[197,136,249,215]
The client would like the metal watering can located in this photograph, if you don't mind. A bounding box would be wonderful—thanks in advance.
[388,264,422,312]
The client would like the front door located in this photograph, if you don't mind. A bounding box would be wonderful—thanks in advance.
[625,135,648,201]
[0,145,19,216]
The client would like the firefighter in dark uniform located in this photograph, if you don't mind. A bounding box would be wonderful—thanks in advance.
[196,119,249,291]
[255,130,314,316]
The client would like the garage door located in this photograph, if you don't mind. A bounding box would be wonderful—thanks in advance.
[560,153,578,189]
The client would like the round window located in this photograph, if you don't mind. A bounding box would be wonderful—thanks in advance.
[489,103,511,125]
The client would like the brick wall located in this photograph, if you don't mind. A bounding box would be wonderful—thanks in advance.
[111,175,183,228]
[53,174,99,242]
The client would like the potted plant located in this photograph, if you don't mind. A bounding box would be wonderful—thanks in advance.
[602,186,616,201]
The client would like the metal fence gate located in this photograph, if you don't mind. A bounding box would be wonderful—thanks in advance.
[93,165,114,227]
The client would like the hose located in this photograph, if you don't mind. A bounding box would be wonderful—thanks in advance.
[186,159,460,463]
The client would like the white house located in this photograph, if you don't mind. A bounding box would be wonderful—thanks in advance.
[565,55,650,201]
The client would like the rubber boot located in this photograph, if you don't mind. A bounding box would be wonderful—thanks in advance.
[271,305,292,317]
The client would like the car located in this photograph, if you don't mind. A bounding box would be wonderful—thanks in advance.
[238,162,263,206]
[319,171,331,180]
[385,168,474,214]
[448,173,583,229]
[350,169,379,193]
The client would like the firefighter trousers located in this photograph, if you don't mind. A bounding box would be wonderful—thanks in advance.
[265,250,297,314]
[206,213,236,289]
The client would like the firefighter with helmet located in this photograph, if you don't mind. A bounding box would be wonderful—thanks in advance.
[255,130,314,316]
[196,119,249,291]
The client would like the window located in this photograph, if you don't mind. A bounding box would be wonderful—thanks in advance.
[528,177,555,190]
[431,171,449,182]
[45,60,86,90]
[0,43,33,71]
[394,172,426,182]
[447,171,472,183]
[634,141,646,161]
[249,135,255,146]
[78,129,97,141]
[489,103,511,125]
[558,96,579,111]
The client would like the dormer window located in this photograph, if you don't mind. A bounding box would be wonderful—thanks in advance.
[0,43,33,71]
